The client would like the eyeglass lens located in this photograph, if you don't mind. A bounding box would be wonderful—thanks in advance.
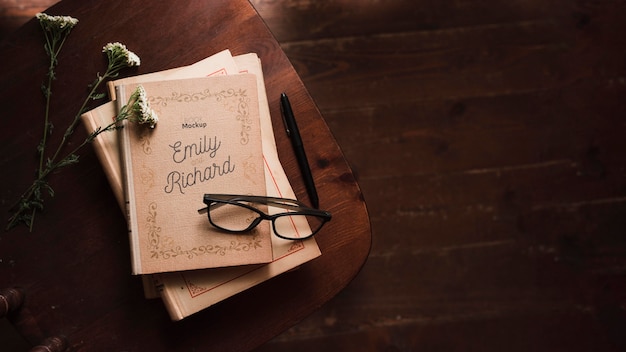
[209,202,260,232]
[272,210,325,239]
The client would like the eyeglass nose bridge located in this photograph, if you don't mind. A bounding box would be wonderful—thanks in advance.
[244,217,264,233]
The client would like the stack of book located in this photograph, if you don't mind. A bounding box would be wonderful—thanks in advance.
[81,50,321,321]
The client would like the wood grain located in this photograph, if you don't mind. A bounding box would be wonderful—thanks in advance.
[252,0,626,351]
[0,0,369,351]
[2,0,626,351]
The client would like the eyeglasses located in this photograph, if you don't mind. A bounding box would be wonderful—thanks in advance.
[198,194,332,240]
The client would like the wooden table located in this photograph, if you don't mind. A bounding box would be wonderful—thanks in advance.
[0,0,371,350]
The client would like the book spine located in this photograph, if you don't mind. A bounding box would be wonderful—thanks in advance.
[106,80,116,100]
[79,103,125,212]
[116,85,143,275]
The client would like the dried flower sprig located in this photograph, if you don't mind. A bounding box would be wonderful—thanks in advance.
[7,13,152,231]
[129,85,158,128]
[120,85,159,128]
[82,85,158,148]
[103,42,141,70]
[7,83,157,231]
[35,13,79,182]
[47,42,142,168]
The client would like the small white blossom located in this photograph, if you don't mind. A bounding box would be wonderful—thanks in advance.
[126,51,141,67]
[102,42,125,52]
[131,85,158,128]
[103,42,141,69]
[36,13,78,31]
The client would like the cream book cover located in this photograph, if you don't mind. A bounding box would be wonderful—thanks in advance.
[117,74,273,274]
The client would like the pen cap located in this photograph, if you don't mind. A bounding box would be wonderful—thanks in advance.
[280,92,298,137]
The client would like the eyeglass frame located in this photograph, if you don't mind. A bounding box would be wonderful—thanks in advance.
[198,194,332,240]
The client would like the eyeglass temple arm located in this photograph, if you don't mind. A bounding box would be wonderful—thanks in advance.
[197,198,302,214]
[197,201,231,214]
[198,195,326,215]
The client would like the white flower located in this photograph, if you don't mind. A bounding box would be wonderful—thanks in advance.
[131,85,158,128]
[103,42,141,69]
[143,108,159,129]
[36,13,78,31]
[126,51,141,66]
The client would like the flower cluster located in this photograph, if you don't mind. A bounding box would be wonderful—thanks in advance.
[103,42,141,73]
[7,14,157,231]
[36,13,78,31]
[114,84,159,128]
[127,85,159,128]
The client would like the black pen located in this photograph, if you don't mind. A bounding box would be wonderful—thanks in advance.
[280,92,319,208]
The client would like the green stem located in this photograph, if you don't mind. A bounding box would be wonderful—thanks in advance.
[37,24,88,170]
[38,59,55,177]
[47,70,111,168]
[38,51,55,177]
[37,29,71,178]
[7,111,126,231]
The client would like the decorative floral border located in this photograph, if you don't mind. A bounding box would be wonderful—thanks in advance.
[148,88,252,145]
[146,202,264,261]
[182,240,308,298]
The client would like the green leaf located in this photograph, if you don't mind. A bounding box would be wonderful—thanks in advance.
[90,93,107,100]
[56,154,80,168]
[43,183,55,197]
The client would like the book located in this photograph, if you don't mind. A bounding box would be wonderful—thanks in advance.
[81,51,321,320]
[154,53,321,320]
[116,74,273,275]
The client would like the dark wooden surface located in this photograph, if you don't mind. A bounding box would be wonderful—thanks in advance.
[0,0,370,351]
[3,0,626,351]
